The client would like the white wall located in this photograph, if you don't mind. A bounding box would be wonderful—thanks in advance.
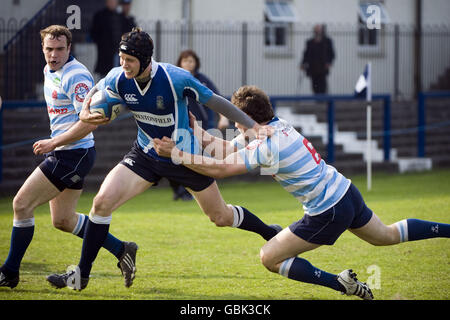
[124,0,450,97]
[131,0,182,21]
[422,0,450,25]
[131,0,450,26]
[0,0,48,21]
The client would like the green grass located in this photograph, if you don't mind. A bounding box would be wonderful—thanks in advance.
[0,169,449,300]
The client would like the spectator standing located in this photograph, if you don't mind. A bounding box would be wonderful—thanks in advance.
[120,0,137,34]
[90,0,123,79]
[300,24,335,94]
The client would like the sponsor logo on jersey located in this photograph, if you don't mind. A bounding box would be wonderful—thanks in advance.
[132,111,175,127]
[74,83,89,102]
[48,106,69,115]
[124,93,138,104]
[53,77,61,87]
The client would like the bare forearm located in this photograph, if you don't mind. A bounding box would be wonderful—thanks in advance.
[173,149,245,179]
[51,121,97,147]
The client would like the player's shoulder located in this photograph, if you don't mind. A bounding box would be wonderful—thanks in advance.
[61,57,93,82]
[160,62,192,80]
[106,66,124,80]
[103,67,125,90]
[62,57,91,74]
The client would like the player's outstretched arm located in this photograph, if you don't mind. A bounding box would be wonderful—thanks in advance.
[189,111,237,159]
[153,136,248,179]
[33,121,97,155]
[204,94,274,140]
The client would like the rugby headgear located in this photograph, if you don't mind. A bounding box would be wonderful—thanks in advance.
[119,27,154,77]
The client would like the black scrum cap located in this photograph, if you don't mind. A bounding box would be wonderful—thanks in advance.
[119,27,154,77]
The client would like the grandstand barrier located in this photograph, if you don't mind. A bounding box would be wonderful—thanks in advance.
[0,101,47,183]
[269,94,392,164]
[417,91,450,158]
[2,92,448,183]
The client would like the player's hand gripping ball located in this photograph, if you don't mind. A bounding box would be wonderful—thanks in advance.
[90,88,126,123]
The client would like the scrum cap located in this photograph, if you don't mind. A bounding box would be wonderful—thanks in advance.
[119,27,154,76]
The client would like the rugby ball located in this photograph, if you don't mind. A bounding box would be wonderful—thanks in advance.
[90,88,126,123]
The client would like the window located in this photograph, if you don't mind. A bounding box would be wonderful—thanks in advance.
[358,2,390,53]
[264,1,298,54]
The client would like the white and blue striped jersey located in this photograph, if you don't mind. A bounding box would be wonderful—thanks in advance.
[235,117,351,216]
[98,59,213,162]
[43,56,94,150]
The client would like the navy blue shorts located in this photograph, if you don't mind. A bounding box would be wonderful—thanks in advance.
[39,147,96,191]
[120,141,215,192]
[289,183,373,245]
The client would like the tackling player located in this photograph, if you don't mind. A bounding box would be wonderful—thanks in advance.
[46,28,281,290]
[153,85,450,300]
[0,25,137,289]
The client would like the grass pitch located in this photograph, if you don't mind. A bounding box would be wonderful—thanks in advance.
[0,169,449,300]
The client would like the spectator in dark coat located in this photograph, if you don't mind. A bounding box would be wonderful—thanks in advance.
[120,0,137,34]
[168,49,227,201]
[90,0,123,78]
[300,24,335,94]
[176,49,228,130]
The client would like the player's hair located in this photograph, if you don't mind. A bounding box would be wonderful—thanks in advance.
[231,85,274,124]
[40,25,72,47]
[176,49,200,71]
[119,27,154,76]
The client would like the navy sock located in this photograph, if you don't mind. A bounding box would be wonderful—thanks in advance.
[232,206,278,240]
[74,214,124,259]
[395,219,450,242]
[279,257,344,292]
[2,218,35,277]
[78,217,110,279]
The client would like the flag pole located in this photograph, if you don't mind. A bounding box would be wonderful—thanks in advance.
[366,62,372,191]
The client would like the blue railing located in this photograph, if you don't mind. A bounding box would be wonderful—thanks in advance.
[269,94,392,164]
[417,91,450,158]
[1,92,448,183]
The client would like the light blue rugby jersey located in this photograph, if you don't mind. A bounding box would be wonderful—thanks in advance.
[235,117,351,216]
[44,56,94,150]
[98,59,213,162]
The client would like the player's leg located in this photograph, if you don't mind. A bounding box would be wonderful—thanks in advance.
[260,186,374,300]
[347,183,450,245]
[0,167,60,288]
[76,164,152,282]
[350,213,450,245]
[48,142,157,290]
[49,188,125,260]
[260,225,346,294]
[189,181,281,240]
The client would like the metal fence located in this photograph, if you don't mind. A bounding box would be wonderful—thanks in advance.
[1,16,450,100]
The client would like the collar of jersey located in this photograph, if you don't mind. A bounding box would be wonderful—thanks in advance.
[49,55,74,73]
[133,58,159,96]
[268,117,279,124]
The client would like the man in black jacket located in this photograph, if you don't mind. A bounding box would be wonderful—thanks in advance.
[120,0,137,34]
[90,0,123,78]
[300,24,335,94]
